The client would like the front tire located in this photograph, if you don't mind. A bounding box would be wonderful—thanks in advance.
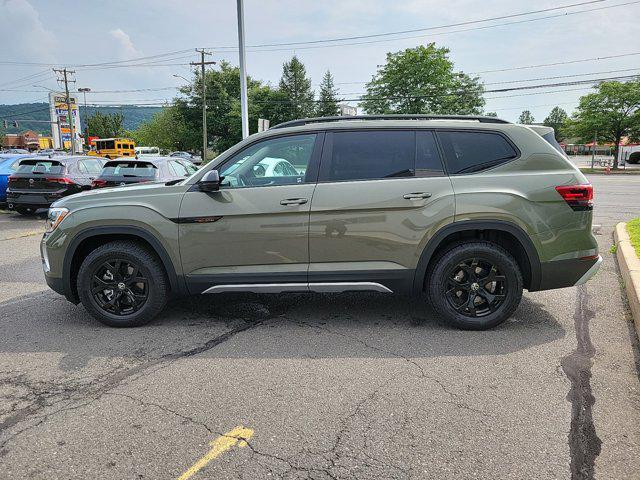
[77,241,168,327]
[427,241,523,330]
[15,207,35,215]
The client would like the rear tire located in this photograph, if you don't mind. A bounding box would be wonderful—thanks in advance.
[427,241,522,330]
[77,241,168,327]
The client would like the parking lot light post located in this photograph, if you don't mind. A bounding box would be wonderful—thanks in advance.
[237,0,249,139]
[78,87,91,150]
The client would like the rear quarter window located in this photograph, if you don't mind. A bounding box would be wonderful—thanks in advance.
[437,130,518,174]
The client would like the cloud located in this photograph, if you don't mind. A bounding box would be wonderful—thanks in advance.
[109,28,142,59]
[0,0,57,62]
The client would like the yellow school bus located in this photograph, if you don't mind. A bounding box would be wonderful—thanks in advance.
[88,138,136,159]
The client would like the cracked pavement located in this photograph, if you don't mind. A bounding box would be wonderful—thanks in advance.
[0,174,639,480]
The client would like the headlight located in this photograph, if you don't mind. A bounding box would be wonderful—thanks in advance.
[45,207,69,233]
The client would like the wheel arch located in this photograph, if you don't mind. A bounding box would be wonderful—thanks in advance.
[413,220,541,295]
[62,226,184,303]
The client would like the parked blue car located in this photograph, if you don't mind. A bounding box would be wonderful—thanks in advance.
[0,154,31,204]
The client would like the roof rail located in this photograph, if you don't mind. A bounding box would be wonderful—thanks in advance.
[271,114,510,129]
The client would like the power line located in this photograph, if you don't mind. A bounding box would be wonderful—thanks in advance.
[0,105,53,119]
[483,67,640,85]
[0,49,194,68]
[208,0,640,52]
[472,51,640,74]
[210,0,611,49]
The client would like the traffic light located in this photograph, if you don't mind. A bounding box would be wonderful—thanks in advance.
[12,120,18,128]
[2,120,7,129]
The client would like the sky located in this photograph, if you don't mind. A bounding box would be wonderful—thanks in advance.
[0,0,638,122]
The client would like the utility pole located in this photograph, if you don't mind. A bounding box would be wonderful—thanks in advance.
[190,49,215,162]
[78,87,91,150]
[53,68,76,154]
[237,0,249,139]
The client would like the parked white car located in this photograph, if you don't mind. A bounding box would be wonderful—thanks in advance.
[135,146,160,157]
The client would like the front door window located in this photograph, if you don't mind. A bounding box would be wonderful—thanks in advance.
[219,134,317,188]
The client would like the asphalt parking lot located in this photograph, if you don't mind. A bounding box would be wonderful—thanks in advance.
[0,174,639,479]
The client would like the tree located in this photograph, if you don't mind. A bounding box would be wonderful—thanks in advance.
[278,56,315,119]
[360,43,485,115]
[173,61,267,153]
[518,110,535,124]
[316,70,340,117]
[130,106,189,151]
[543,107,568,141]
[87,111,125,138]
[570,80,640,168]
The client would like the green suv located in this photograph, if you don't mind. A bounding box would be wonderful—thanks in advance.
[41,115,600,330]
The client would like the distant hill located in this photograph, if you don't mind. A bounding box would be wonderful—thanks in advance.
[0,103,162,135]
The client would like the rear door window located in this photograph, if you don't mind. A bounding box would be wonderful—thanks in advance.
[321,131,415,182]
[437,131,518,174]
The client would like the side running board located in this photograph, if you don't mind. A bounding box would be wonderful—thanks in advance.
[202,282,393,294]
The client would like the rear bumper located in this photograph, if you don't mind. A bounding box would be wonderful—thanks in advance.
[537,255,601,290]
[574,255,603,285]
[6,192,56,209]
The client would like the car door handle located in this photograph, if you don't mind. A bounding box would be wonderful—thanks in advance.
[280,198,308,206]
[403,192,432,200]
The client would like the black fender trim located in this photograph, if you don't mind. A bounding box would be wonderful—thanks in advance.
[412,220,542,295]
[62,226,186,303]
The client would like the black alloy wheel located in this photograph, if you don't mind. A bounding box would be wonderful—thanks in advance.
[91,259,149,316]
[427,241,523,330]
[77,240,168,327]
[444,258,507,318]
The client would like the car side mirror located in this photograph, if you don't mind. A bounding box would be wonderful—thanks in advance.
[198,169,221,192]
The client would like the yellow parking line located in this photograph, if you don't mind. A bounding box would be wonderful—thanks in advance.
[177,426,254,480]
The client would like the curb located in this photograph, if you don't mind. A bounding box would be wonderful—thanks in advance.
[614,222,640,339]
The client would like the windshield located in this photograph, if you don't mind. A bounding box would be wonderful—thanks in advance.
[101,161,157,178]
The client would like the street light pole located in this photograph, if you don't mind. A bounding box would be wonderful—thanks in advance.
[78,87,91,150]
[237,0,249,139]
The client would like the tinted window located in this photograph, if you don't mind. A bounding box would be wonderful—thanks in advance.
[17,160,65,174]
[438,131,518,174]
[101,161,157,178]
[325,131,414,181]
[219,134,316,188]
[416,131,444,177]
[542,131,565,155]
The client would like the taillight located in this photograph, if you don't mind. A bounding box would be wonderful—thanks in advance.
[555,184,593,211]
[92,179,107,188]
[46,177,76,185]
[8,176,18,183]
